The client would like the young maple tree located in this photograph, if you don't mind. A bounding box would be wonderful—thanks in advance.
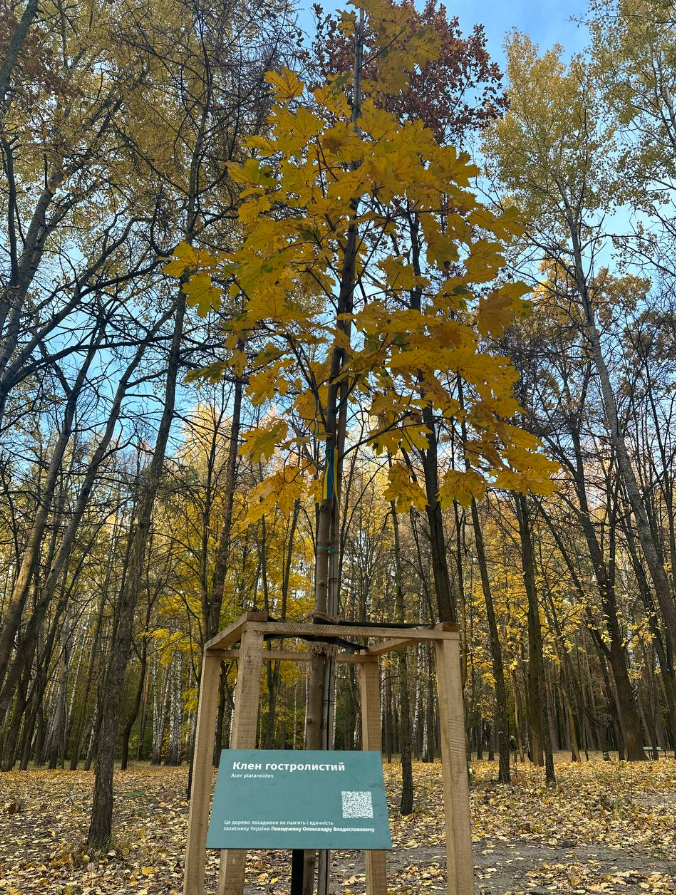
[165,0,557,817]
[166,1,554,526]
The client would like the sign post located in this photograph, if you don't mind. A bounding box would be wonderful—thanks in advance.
[183,613,474,895]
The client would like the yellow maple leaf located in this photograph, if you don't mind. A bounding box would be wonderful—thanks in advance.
[384,462,427,512]
[438,468,486,508]
[477,282,531,336]
[163,242,215,277]
[239,421,289,462]
[182,273,221,316]
[265,67,304,101]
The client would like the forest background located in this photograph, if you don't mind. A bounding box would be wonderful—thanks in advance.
[1,0,676,881]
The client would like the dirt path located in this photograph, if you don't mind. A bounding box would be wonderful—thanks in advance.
[320,839,676,894]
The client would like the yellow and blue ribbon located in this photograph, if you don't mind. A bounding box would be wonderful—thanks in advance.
[321,443,339,502]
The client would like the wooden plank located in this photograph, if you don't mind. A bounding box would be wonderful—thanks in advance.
[183,651,220,895]
[358,657,387,895]
[217,628,265,895]
[365,637,417,657]
[247,622,457,642]
[204,611,269,652]
[365,625,458,656]
[213,648,367,663]
[435,636,474,895]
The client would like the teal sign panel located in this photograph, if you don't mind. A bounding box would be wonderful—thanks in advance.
[206,749,392,850]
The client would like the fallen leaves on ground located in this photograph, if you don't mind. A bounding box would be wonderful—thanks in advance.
[0,756,673,894]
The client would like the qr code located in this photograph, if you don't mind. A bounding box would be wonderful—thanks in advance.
[341,790,373,818]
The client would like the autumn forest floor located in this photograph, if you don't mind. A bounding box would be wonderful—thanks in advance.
[1,754,675,895]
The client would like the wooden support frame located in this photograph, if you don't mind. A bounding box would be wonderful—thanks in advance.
[184,613,474,895]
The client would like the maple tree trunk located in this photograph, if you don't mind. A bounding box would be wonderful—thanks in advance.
[407,215,456,624]
[305,26,364,891]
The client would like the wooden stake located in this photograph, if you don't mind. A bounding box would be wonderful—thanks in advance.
[358,656,387,895]
[217,628,264,895]
[184,651,221,895]
[435,636,474,895]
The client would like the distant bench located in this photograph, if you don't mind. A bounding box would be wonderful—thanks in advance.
[643,745,665,759]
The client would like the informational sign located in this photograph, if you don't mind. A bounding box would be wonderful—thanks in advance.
[206,749,392,850]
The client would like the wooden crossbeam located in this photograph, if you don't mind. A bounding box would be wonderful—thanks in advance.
[214,648,367,663]
[247,621,457,642]
[204,611,269,652]
[365,637,417,657]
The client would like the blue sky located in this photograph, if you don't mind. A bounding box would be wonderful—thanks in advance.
[297,0,591,69]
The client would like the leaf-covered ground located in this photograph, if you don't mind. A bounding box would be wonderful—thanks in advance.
[0,755,674,895]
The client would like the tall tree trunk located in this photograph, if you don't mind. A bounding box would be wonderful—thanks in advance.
[470,499,510,783]
[165,652,183,766]
[48,611,73,770]
[87,294,185,848]
[516,495,555,784]
[205,372,243,641]
[0,0,39,118]
[573,243,676,651]
[622,515,676,758]
[121,657,147,771]
[390,498,413,814]
[516,495,544,766]
[542,478,645,761]
[405,209,455,624]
